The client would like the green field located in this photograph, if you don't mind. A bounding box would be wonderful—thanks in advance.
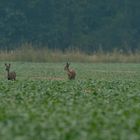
[0,62,140,140]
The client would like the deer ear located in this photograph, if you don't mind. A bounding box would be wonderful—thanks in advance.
[5,63,7,66]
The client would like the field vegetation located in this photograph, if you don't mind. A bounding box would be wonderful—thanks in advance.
[0,45,140,63]
[0,62,140,140]
[1,1,140,139]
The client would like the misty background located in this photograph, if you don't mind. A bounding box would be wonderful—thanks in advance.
[0,0,140,52]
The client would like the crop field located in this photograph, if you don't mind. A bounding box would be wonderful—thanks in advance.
[0,62,140,140]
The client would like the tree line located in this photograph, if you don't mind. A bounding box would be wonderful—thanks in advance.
[0,0,140,52]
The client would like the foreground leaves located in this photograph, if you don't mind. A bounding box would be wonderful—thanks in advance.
[0,63,140,140]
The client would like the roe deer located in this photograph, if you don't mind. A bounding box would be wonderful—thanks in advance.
[5,63,16,80]
[64,62,76,80]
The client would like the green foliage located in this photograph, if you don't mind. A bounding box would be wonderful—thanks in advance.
[0,62,140,140]
[0,0,140,51]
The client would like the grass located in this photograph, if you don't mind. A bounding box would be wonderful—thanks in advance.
[0,45,140,62]
[0,62,140,140]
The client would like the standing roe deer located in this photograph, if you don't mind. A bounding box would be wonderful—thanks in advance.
[64,62,76,80]
[5,63,16,80]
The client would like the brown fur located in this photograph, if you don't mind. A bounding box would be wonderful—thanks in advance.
[64,62,76,80]
[5,63,16,80]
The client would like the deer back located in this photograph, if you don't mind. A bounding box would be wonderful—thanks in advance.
[67,69,76,80]
[5,63,16,80]
[64,62,76,80]
[8,71,16,80]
